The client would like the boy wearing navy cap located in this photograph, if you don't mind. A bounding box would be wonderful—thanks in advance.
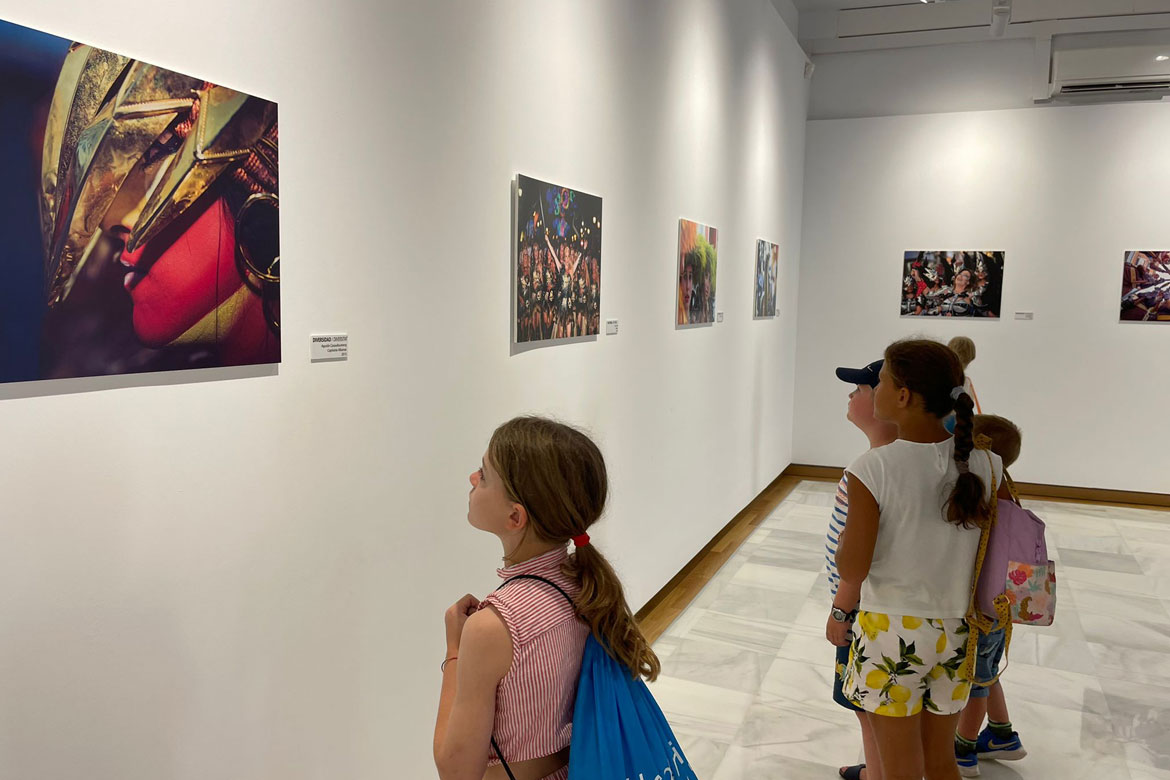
[828,359,897,780]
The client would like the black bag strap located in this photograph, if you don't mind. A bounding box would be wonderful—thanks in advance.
[496,574,576,609]
[488,574,577,779]
[490,738,517,780]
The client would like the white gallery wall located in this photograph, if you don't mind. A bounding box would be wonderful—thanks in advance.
[0,0,808,778]
[795,99,1170,494]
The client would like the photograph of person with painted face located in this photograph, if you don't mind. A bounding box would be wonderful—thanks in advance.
[899,251,1003,318]
[677,219,718,326]
[754,239,778,319]
[514,175,601,343]
[0,17,279,382]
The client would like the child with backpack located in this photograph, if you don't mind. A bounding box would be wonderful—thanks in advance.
[955,414,1031,777]
[836,339,1008,780]
[434,416,693,780]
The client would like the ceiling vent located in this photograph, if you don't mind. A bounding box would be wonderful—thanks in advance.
[1051,41,1170,102]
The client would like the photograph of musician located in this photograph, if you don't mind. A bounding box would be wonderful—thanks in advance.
[899,251,1004,318]
[1120,250,1170,321]
[677,219,718,326]
[514,175,601,343]
[754,240,778,319]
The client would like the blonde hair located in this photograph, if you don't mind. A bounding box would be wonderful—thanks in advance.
[972,414,1022,469]
[948,336,977,368]
[488,416,660,681]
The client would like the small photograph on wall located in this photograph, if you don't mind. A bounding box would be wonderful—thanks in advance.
[0,17,280,382]
[754,239,779,319]
[900,251,1004,318]
[677,219,718,326]
[1120,251,1170,321]
[514,174,602,343]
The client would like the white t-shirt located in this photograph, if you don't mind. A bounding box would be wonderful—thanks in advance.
[846,438,1003,618]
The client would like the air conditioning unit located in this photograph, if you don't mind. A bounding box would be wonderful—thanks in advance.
[1051,42,1170,102]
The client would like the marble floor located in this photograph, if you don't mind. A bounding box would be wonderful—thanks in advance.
[648,480,1170,780]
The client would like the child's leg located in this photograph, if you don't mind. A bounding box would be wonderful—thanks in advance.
[868,712,925,780]
[857,711,884,780]
[921,711,963,780]
[986,681,1009,725]
[956,696,988,742]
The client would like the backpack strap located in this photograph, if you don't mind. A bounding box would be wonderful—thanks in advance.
[490,739,517,780]
[488,574,578,778]
[963,442,1013,686]
[497,574,577,610]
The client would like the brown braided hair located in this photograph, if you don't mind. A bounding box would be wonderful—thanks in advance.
[883,339,990,529]
[488,416,660,681]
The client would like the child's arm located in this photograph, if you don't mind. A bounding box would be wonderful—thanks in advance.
[434,607,512,780]
[833,576,861,613]
[836,474,879,584]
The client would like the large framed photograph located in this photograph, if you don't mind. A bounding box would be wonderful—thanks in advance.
[677,219,718,325]
[900,251,1004,318]
[1120,251,1170,321]
[0,17,280,382]
[754,240,778,319]
[514,175,601,343]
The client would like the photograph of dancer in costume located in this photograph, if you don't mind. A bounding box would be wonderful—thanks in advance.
[0,18,280,381]
[677,219,718,326]
[1120,250,1170,322]
[515,175,601,343]
[900,251,1004,318]
[755,239,779,319]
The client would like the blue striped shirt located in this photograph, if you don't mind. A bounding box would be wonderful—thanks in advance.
[825,472,849,597]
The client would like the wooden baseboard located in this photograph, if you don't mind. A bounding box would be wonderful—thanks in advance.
[783,464,844,481]
[783,463,1170,510]
[1010,481,1170,510]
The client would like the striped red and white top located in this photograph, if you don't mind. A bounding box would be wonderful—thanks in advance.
[477,546,589,768]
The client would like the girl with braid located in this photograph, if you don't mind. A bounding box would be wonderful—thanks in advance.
[836,339,1009,780]
[434,417,659,780]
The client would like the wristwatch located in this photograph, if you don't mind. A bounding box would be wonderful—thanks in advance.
[830,607,855,623]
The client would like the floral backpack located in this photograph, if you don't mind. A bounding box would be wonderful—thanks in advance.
[977,484,1057,627]
[964,449,1057,686]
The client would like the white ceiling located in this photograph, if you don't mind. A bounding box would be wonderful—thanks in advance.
[796,0,1170,54]
[792,0,924,11]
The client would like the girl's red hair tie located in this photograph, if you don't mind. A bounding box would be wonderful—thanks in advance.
[571,533,590,548]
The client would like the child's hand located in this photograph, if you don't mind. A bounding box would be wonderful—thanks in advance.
[826,611,853,647]
[444,594,481,655]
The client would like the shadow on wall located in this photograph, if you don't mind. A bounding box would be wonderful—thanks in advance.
[0,363,278,402]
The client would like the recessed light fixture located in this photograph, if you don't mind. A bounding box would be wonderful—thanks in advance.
[1157,55,1170,62]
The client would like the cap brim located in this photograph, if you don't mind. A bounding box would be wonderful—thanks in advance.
[835,367,867,384]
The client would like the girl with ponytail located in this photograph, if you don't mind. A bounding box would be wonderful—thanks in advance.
[835,339,1009,780]
[433,416,658,780]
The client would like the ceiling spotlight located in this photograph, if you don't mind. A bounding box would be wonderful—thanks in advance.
[1157,55,1170,62]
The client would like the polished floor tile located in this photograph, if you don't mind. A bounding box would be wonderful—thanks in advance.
[649,480,1170,779]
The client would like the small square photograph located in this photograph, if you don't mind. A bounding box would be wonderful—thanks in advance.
[515,174,602,342]
[1120,251,1170,321]
[677,218,718,326]
[900,251,1004,318]
[754,239,779,319]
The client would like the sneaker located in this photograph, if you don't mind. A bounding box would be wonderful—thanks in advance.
[956,745,980,777]
[976,727,1027,760]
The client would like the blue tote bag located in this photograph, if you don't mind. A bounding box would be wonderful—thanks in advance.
[569,635,699,779]
[492,575,699,780]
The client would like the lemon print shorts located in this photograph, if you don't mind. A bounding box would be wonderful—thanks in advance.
[841,610,972,717]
